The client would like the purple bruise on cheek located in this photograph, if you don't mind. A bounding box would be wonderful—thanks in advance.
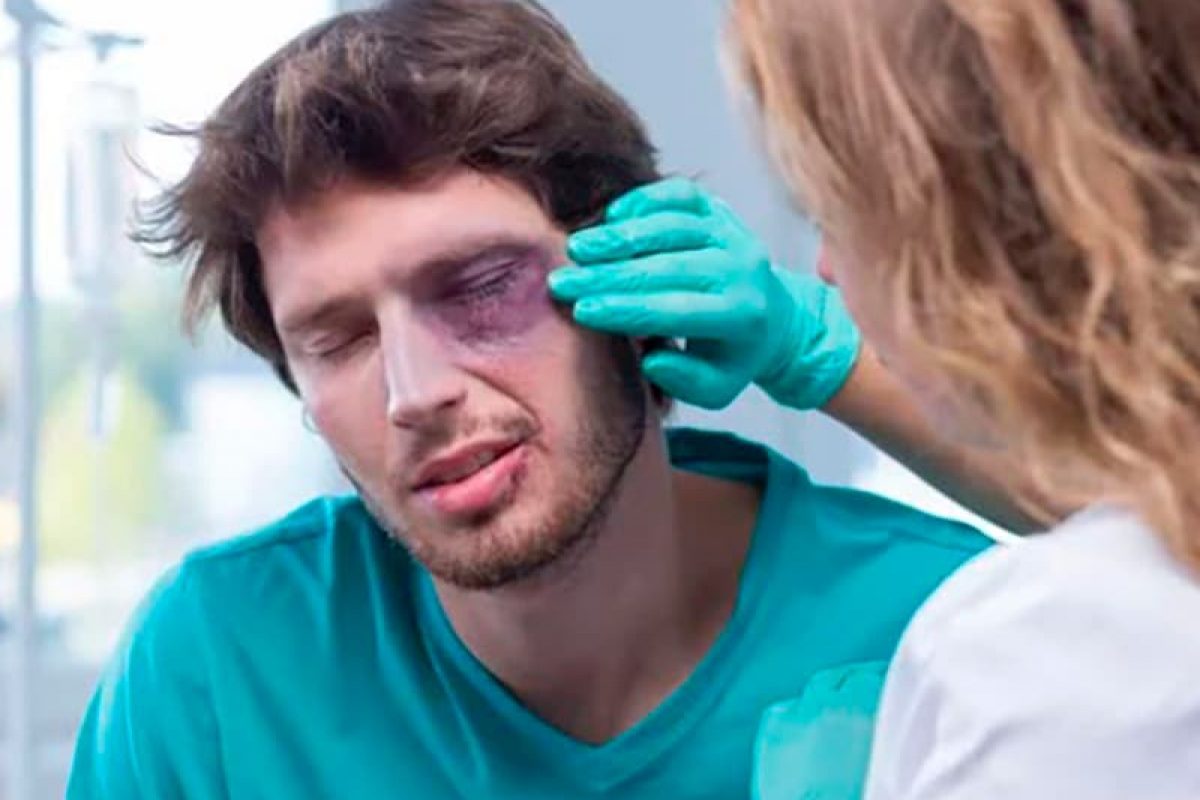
[442,255,556,347]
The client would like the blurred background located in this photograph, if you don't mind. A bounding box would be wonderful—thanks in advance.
[0,1,997,796]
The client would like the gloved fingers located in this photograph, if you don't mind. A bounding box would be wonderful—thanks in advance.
[798,661,887,717]
[548,249,730,301]
[835,660,888,689]
[605,177,711,222]
[641,349,745,410]
[706,194,756,238]
[568,212,716,264]
[572,292,743,338]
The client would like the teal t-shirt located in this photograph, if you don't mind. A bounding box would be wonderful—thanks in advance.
[68,429,989,799]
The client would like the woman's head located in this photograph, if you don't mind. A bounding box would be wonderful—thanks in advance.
[729,0,1200,564]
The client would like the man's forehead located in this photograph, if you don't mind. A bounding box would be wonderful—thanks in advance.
[258,171,562,262]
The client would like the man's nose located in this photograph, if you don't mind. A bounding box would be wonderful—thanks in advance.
[380,316,466,429]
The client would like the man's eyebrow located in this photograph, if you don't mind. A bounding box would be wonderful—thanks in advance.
[277,295,361,337]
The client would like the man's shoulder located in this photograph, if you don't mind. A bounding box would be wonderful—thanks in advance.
[93,494,411,717]
[70,496,408,797]
[801,482,992,557]
[183,494,365,565]
[668,426,991,558]
[131,495,395,640]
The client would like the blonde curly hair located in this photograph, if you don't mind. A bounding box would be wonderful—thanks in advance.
[730,0,1200,569]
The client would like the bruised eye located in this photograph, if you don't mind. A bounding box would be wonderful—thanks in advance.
[446,268,519,305]
[432,256,549,344]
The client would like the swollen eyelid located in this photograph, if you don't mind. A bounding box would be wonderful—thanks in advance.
[455,263,522,293]
[434,259,551,343]
[462,274,516,300]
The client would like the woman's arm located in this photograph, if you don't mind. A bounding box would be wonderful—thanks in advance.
[824,348,1046,534]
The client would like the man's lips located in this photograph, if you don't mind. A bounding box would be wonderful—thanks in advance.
[410,439,524,490]
[412,441,529,518]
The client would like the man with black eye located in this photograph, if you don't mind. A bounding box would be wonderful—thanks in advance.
[67,2,1016,798]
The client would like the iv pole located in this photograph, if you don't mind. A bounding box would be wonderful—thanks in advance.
[4,1,59,797]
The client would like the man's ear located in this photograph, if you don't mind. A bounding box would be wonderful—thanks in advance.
[635,336,676,414]
[635,335,679,357]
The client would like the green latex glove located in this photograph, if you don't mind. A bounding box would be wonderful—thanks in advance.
[549,178,861,411]
[753,661,887,800]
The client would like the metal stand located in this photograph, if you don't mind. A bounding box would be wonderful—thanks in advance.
[4,1,59,796]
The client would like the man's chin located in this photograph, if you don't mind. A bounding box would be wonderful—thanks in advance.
[349,481,556,589]
[406,521,597,592]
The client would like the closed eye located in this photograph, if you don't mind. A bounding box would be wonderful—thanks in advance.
[446,268,519,304]
[307,331,375,364]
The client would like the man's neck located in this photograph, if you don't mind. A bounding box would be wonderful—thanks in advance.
[433,428,760,744]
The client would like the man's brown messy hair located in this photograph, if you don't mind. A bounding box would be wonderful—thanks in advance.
[731,0,1200,567]
[137,0,659,390]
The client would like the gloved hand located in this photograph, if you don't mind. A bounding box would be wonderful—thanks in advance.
[753,661,887,800]
[549,178,861,411]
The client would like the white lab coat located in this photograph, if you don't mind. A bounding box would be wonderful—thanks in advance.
[866,505,1200,800]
